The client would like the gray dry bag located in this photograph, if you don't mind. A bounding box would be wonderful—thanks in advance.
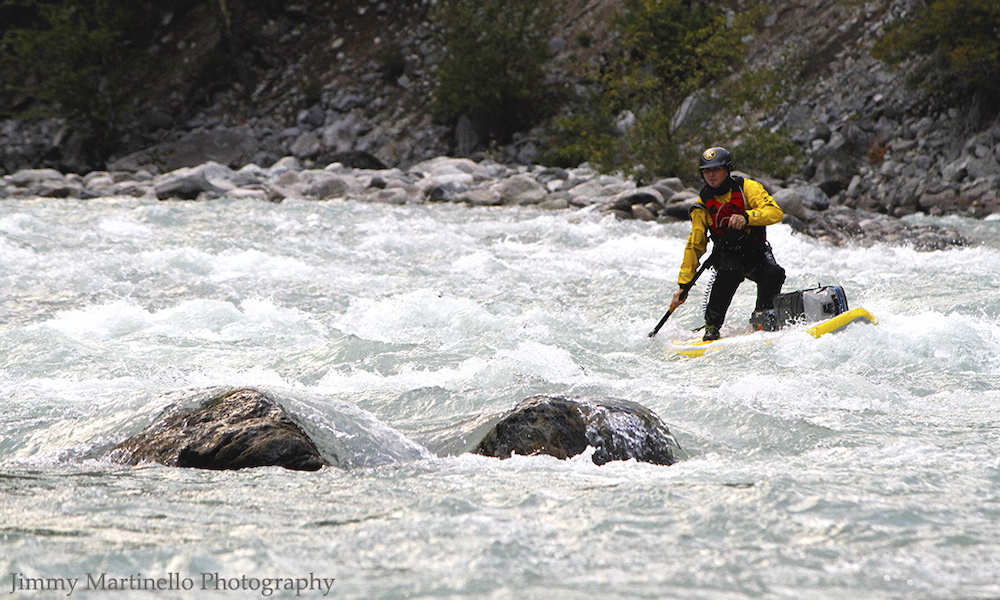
[773,286,849,327]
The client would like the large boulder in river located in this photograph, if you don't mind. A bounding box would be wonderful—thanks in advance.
[475,395,680,465]
[109,388,329,471]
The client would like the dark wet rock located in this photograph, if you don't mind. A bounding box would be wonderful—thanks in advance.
[319,151,387,171]
[536,167,570,186]
[604,187,667,213]
[153,170,226,200]
[474,395,680,466]
[427,180,469,202]
[109,388,329,471]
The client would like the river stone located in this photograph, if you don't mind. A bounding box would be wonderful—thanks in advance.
[773,185,830,220]
[303,175,350,199]
[606,187,666,212]
[496,174,547,205]
[475,395,680,465]
[153,170,226,200]
[9,168,65,187]
[109,388,329,471]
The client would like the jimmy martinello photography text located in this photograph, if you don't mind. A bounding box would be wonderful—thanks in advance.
[9,572,336,597]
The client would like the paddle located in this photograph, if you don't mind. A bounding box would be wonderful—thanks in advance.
[647,252,716,338]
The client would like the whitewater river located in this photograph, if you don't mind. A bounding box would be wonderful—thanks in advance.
[1,195,999,599]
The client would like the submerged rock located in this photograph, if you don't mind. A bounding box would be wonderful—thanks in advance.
[475,395,681,465]
[109,388,329,471]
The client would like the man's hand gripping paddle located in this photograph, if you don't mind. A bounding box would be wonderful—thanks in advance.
[648,253,716,338]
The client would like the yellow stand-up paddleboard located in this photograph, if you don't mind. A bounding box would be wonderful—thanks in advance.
[670,307,878,358]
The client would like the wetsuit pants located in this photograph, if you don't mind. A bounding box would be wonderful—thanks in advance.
[704,244,785,328]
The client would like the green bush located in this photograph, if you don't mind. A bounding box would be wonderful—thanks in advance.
[376,45,407,82]
[0,0,166,152]
[431,0,558,145]
[873,0,1000,115]
[617,0,747,104]
[733,126,804,180]
[544,0,753,180]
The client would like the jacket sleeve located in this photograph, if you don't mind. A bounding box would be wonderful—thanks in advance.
[743,179,783,226]
[678,205,709,286]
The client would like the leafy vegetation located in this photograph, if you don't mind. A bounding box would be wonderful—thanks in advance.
[431,0,559,145]
[1,1,162,119]
[0,0,809,178]
[872,0,1000,117]
[543,0,770,181]
[733,126,804,180]
[0,0,257,161]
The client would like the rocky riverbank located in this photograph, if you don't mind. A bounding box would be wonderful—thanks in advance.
[2,0,998,244]
[0,155,965,250]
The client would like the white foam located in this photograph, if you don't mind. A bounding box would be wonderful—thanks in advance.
[33,297,323,345]
[333,289,498,344]
[98,217,154,238]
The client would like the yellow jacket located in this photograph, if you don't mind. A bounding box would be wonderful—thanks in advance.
[678,177,783,286]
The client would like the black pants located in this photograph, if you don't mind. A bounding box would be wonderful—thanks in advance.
[704,244,785,328]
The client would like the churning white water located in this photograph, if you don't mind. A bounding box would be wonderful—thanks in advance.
[2,195,1000,599]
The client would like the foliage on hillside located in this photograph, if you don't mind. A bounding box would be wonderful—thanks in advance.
[16,0,986,180]
[541,0,786,181]
[872,0,1000,118]
[0,0,168,152]
[0,0,265,159]
[431,0,559,145]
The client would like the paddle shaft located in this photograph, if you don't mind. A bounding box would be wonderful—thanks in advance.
[647,254,715,338]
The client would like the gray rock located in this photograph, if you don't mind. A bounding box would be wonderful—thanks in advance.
[652,177,685,195]
[300,104,326,128]
[662,195,698,220]
[304,176,350,199]
[35,180,83,198]
[315,150,387,170]
[109,126,267,172]
[268,156,303,176]
[796,206,964,250]
[606,187,666,212]
[290,131,322,159]
[457,188,502,206]
[535,167,570,185]
[108,388,329,471]
[539,196,570,210]
[321,112,372,154]
[0,118,97,175]
[154,170,226,200]
[427,180,469,202]
[364,187,410,204]
[632,204,656,221]
[497,174,547,205]
[475,395,680,466]
[773,185,830,219]
[233,164,267,187]
[10,168,65,187]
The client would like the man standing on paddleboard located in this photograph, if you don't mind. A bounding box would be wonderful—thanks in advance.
[670,147,786,341]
